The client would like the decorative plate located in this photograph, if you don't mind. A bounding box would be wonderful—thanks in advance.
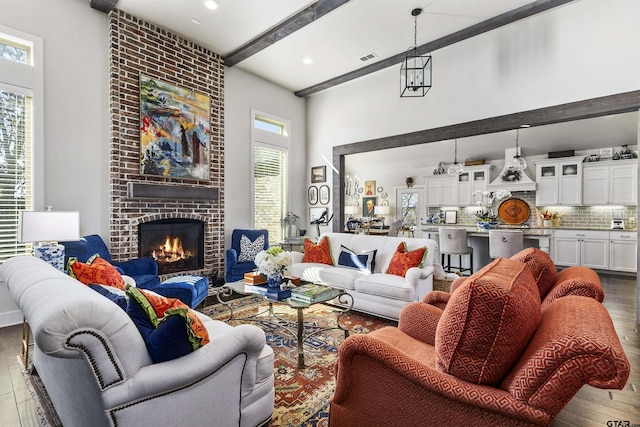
[381,192,388,199]
[353,193,360,200]
[357,187,364,193]
[497,198,530,224]
[353,201,359,207]
[377,186,383,192]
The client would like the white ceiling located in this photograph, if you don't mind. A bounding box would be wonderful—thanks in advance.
[114,0,534,92]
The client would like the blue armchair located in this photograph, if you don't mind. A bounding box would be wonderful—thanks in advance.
[61,234,160,290]
[225,229,269,282]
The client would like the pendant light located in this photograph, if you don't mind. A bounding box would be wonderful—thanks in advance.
[400,8,432,97]
[510,128,528,171]
[447,139,464,176]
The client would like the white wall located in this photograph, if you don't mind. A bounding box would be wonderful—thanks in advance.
[223,66,307,247]
[307,0,640,195]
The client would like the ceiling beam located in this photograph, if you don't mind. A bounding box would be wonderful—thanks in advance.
[90,0,118,14]
[297,0,573,97]
[223,0,351,67]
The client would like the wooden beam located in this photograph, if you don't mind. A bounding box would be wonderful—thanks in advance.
[297,0,573,97]
[332,90,640,231]
[224,0,351,67]
[90,0,118,14]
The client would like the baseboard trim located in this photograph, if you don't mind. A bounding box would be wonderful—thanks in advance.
[0,310,23,328]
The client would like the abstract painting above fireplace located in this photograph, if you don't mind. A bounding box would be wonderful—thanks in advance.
[138,218,205,275]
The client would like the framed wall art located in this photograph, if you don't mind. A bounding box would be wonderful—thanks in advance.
[309,207,328,222]
[139,75,211,180]
[364,180,376,196]
[311,165,326,183]
[362,196,377,217]
[319,185,330,205]
[308,186,318,205]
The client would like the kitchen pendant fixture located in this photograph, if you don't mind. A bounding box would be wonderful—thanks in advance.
[400,8,432,97]
[447,139,464,176]
[509,128,528,171]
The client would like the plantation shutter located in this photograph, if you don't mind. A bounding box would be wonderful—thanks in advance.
[254,145,287,243]
[0,87,33,262]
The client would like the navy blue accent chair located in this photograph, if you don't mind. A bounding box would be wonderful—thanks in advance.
[61,234,160,290]
[225,229,269,282]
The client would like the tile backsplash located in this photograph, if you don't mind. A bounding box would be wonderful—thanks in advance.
[426,191,638,230]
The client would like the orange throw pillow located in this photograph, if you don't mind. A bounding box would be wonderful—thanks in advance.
[303,237,333,265]
[386,242,427,277]
[70,256,125,290]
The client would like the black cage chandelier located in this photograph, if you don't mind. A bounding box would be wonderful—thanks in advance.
[400,8,432,97]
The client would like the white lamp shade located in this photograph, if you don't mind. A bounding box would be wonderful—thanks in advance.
[374,206,390,215]
[18,211,80,243]
[344,206,358,215]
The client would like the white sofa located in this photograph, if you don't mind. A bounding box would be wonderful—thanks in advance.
[0,256,274,427]
[287,232,439,320]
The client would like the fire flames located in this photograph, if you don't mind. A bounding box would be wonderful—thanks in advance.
[151,236,192,264]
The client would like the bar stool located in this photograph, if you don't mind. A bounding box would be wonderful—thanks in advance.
[489,230,524,259]
[439,228,473,275]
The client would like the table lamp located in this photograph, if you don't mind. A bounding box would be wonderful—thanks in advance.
[18,210,80,271]
[374,205,390,228]
[344,205,358,219]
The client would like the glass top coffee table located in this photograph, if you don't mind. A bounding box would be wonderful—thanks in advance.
[216,280,353,369]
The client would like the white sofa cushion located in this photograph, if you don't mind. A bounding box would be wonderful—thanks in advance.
[354,272,417,301]
[318,266,366,290]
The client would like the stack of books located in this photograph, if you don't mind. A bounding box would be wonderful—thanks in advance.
[290,283,335,304]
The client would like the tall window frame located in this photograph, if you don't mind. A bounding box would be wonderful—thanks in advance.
[251,109,291,244]
[0,26,44,263]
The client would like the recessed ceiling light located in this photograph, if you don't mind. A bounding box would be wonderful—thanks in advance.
[302,58,313,65]
[191,18,201,25]
[203,0,219,10]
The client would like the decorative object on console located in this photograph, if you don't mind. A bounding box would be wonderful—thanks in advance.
[18,209,80,271]
[473,189,511,229]
[497,198,530,225]
[283,211,301,239]
[400,8,431,97]
[447,139,464,176]
[311,165,326,183]
[139,75,210,180]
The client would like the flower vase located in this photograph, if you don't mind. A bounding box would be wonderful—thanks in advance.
[543,220,551,228]
[552,218,560,228]
[267,274,283,291]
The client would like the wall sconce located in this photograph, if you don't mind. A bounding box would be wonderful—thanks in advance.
[18,210,80,271]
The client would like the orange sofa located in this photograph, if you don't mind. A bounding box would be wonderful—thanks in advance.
[329,256,629,427]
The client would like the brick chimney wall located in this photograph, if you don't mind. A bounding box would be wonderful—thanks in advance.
[108,10,224,280]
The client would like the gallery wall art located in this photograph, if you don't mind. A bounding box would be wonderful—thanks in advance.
[139,75,211,180]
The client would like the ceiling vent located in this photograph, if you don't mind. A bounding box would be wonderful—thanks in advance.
[488,148,537,192]
[359,52,378,62]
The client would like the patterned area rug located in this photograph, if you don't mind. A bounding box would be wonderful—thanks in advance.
[202,295,396,426]
[18,296,395,427]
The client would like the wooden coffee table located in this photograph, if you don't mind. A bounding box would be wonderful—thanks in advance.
[216,280,353,368]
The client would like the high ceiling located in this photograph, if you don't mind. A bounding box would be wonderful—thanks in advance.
[114,0,542,94]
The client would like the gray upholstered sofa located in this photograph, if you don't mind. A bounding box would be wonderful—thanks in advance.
[287,232,439,320]
[0,256,274,427]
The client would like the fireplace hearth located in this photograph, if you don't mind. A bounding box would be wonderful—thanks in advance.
[139,219,205,275]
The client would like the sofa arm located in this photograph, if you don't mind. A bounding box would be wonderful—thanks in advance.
[449,275,467,294]
[112,257,158,277]
[225,248,238,270]
[422,291,451,310]
[290,251,304,263]
[541,266,603,309]
[503,296,629,416]
[398,302,443,345]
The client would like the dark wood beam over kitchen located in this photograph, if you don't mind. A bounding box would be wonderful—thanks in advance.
[297,0,574,97]
[90,0,118,14]
[223,0,351,67]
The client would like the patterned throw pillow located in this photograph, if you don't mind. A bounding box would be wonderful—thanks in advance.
[238,234,265,263]
[303,237,333,265]
[386,242,427,277]
[126,286,210,363]
[69,254,126,290]
[337,244,377,273]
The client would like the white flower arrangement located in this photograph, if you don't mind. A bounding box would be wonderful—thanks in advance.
[254,246,293,278]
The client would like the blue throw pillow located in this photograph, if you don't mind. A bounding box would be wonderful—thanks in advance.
[337,245,377,273]
[88,284,127,311]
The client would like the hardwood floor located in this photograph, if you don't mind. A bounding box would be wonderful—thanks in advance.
[0,274,637,426]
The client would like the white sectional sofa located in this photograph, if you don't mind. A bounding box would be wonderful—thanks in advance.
[287,232,439,320]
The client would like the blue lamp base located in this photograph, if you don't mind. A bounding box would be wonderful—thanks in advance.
[34,243,66,271]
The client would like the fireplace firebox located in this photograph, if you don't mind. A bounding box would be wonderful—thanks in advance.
[138,219,205,275]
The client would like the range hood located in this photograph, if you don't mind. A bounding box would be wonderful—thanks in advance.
[488,147,536,192]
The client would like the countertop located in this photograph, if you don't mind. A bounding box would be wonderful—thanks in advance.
[420,224,638,235]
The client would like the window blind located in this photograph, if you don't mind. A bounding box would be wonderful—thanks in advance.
[254,145,287,243]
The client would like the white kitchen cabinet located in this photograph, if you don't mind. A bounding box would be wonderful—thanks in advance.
[424,165,493,207]
[535,156,586,206]
[552,230,609,269]
[609,231,637,272]
[582,159,637,205]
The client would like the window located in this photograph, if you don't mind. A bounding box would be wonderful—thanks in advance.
[252,110,290,243]
[0,29,41,263]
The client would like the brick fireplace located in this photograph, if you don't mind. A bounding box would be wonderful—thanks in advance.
[107,10,225,280]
